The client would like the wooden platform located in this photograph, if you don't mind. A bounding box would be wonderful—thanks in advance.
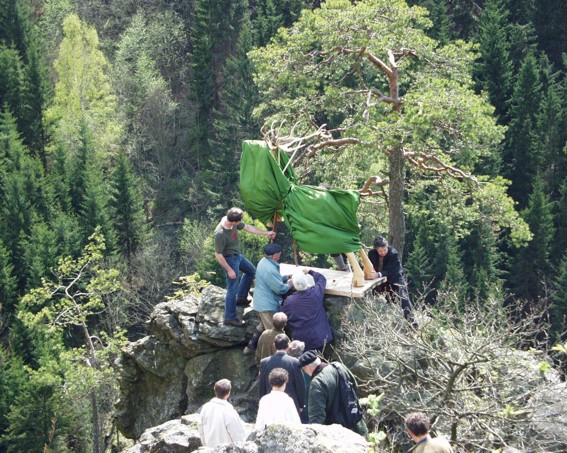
[280,263,386,299]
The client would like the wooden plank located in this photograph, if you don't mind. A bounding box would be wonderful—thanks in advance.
[280,263,386,298]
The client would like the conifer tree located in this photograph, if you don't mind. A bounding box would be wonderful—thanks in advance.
[550,253,567,339]
[210,20,261,209]
[0,107,46,289]
[552,178,567,264]
[79,160,116,253]
[474,0,513,122]
[511,174,555,301]
[462,220,502,302]
[502,52,542,208]
[407,0,451,44]
[0,241,17,313]
[109,151,146,258]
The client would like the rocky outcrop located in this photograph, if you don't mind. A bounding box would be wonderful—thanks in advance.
[115,284,357,440]
[115,286,262,439]
[120,415,368,453]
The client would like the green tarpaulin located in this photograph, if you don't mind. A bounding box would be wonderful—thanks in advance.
[240,140,362,254]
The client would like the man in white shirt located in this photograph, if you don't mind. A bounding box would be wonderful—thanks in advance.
[255,368,301,431]
[198,379,247,447]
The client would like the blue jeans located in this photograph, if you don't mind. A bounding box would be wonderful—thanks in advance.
[224,254,255,320]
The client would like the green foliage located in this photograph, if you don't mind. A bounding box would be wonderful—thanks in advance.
[166,273,211,300]
[502,51,542,208]
[109,151,146,258]
[0,240,17,313]
[18,228,123,453]
[550,253,567,340]
[510,174,555,301]
[474,0,513,122]
[249,0,528,256]
[44,13,122,163]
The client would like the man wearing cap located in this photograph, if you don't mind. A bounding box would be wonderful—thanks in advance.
[282,270,333,352]
[298,350,367,436]
[242,243,291,354]
[214,207,276,327]
[259,334,306,418]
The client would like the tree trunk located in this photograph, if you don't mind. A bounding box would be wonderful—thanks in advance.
[388,144,406,260]
[83,323,101,453]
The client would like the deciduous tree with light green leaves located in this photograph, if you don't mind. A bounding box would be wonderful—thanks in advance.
[44,13,121,162]
[249,0,530,257]
[19,227,123,453]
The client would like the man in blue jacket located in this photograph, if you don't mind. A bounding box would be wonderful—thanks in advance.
[243,243,291,355]
[282,269,333,352]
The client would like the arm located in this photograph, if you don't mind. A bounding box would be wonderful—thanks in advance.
[266,265,291,295]
[293,364,306,409]
[381,248,402,280]
[226,408,247,442]
[258,362,268,397]
[310,270,327,301]
[308,378,328,424]
[243,223,276,240]
[215,252,237,279]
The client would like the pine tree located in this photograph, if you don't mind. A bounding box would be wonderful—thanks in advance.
[502,52,542,208]
[552,178,567,264]
[511,174,555,301]
[79,159,116,253]
[0,0,48,158]
[462,220,502,302]
[474,0,513,122]
[210,20,261,210]
[0,107,46,289]
[109,151,146,258]
[405,216,435,302]
[0,241,17,313]
[550,252,567,339]
[20,220,58,290]
[407,0,451,44]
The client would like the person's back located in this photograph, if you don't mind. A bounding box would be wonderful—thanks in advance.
[258,335,305,413]
[283,270,332,351]
[255,368,301,431]
[405,412,453,453]
[415,436,453,453]
[198,379,246,448]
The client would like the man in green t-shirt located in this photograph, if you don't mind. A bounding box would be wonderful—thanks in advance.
[214,207,276,327]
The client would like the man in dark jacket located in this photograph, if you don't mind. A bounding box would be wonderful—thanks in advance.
[282,270,333,352]
[258,334,306,417]
[368,236,415,324]
[298,350,367,437]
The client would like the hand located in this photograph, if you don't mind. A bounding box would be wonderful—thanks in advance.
[266,231,276,240]
[302,268,310,274]
[228,269,237,279]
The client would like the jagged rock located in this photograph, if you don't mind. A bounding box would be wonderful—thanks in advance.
[255,423,368,452]
[116,285,263,439]
[120,415,203,453]
[122,417,367,453]
[115,336,189,439]
[184,348,258,419]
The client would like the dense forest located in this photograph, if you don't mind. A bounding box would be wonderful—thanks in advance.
[1,0,566,451]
